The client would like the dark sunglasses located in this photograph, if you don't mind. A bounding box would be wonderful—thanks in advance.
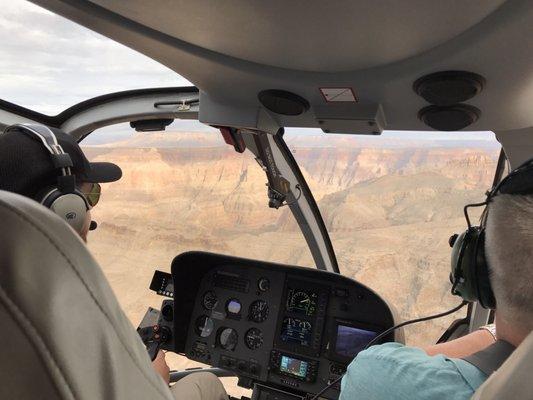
[82,182,101,207]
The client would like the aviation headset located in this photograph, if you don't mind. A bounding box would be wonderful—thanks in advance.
[449,157,533,309]
[4,124,89,233]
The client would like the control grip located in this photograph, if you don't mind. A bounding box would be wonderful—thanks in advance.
[137,307,172,361]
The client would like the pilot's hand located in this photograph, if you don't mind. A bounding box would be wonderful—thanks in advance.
[152,350,170,385]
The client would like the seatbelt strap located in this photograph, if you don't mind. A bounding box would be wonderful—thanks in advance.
[462,340,516,376]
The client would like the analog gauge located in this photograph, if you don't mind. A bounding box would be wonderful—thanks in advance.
[287,289,317,316]
[195,315,214,338]
[249,300,269,323]
[244,328,264,350]
[257,277,270,292]
[203,291,218,310]
[226,299,242,315]
[217,328,238,351]
[291,291,310,309]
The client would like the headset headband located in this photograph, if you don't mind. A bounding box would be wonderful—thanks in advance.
[488,157,533,200]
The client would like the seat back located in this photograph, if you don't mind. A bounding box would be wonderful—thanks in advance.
[471,331,533,399]
[0,190,173,400]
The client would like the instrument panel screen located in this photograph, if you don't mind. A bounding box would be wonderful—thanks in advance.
[279,355,308,378]
[280,317,313,347]
[335,324,377,358]
[286,288,318,316]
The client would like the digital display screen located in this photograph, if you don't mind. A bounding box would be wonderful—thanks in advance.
[164,282,174,294]
[280,355,308,378]
[280,317,313,347]
[335,324,377,358]
[286,288,318,316]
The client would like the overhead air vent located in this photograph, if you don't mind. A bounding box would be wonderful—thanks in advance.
[413,71,485,106]
[418,105,480,131]
[258,90,310,116]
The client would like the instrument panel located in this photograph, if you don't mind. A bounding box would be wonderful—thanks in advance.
[170,252,397,399]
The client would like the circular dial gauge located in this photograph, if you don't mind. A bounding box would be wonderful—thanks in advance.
[257,277,270,292]
[244,328,264,350]
[203,291,218,310]
[218,328,238,351]
[195,315,214,338]
[287,290,317,316]
[290,291,310,309]
[249,300,269,323]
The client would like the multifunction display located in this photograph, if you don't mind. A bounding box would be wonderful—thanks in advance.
[286,288,318,316]
[335,324,377,359]
[280,317,313,347]
[280,355,308,378]
[277,279,329,355]
[270,350,318,382]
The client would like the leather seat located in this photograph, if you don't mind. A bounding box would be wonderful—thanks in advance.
[0,190,174,399]
[471,331,533,399]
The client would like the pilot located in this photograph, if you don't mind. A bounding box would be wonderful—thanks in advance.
[339,166,533,399]
[0,124,229,400]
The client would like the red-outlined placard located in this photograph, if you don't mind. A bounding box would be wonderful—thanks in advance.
[319,87,358,102]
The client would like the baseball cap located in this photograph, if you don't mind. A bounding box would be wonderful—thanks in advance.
[0,125,122,198]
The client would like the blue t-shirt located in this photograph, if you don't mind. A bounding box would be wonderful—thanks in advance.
[340,343,487,400]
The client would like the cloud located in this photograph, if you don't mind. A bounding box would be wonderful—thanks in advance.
[0,0,191,115]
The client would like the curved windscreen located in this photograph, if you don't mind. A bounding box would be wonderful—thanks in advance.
[284,128,500,345]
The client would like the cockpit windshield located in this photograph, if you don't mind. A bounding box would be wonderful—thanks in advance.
[284,128,500,345]
[83,123,499,355]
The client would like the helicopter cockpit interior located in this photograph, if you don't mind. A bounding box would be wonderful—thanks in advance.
[1,1,532,400]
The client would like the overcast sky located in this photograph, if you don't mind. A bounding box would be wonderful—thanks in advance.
[0,0,496,143]
[0,0,190,115]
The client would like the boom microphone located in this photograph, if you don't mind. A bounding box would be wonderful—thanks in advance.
[89,220,98,231]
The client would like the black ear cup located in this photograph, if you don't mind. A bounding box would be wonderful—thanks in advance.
[40,187,88,233]
[473,232,496,309]
[450,227,495,309]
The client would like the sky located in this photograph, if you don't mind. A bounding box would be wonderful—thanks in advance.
[0,0,497,144]
[0,0,190,115]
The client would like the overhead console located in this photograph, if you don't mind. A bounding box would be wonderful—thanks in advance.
[149,252,398,399]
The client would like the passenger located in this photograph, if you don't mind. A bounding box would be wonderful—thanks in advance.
[340,191,533,399]
[0,125,228,400]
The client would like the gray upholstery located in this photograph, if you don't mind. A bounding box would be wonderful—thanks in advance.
[472,331,533,400]
[0,190,173,400]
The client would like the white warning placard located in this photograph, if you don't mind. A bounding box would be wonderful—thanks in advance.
[320,87,357,102]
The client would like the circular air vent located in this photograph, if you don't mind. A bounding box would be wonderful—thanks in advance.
[258,90,310,116]
[418,104,480,131]
[413,71,485,106]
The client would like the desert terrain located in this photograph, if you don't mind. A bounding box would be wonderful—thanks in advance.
[83,129,498,395]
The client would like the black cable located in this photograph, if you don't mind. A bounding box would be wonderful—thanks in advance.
[309,301,468,400]
[363,301,468,350]
[283,184,302,207]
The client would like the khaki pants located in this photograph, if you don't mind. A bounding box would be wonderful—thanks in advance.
[170,372,228,400]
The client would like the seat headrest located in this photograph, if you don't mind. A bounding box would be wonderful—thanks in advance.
[0,190,173,399]
[472,331,533,399]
